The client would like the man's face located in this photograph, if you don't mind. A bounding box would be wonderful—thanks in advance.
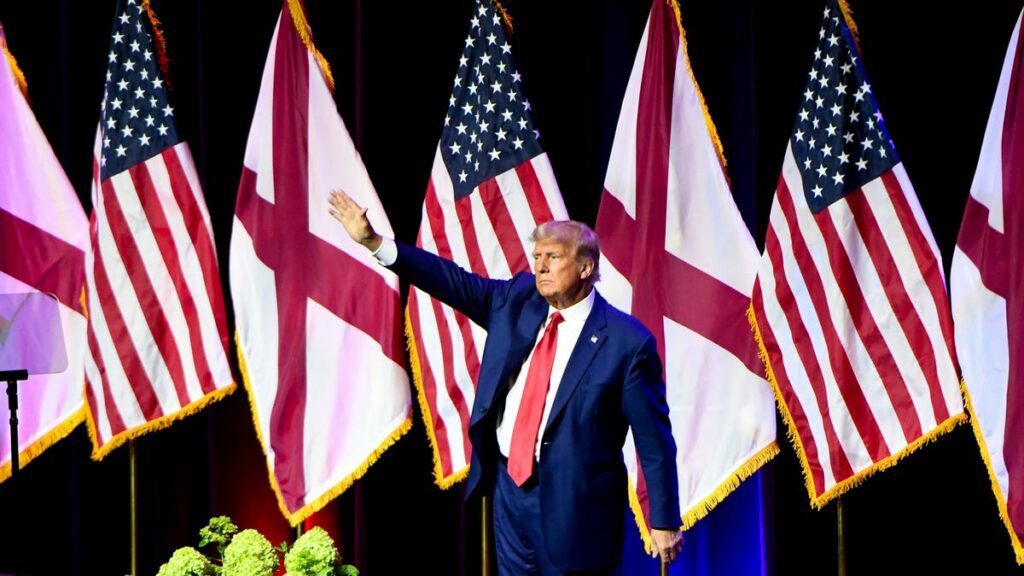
[533,239,591,308]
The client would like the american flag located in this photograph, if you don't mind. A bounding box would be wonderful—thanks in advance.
[85,0,234,458]
[230,2,411,523]
[748,0,964,505]
[0,27,88,480]
[408,0,568,486]
[951,7,1024,564]
[595,0,777,545]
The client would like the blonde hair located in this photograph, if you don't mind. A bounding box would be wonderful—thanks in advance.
[530,220,601,285]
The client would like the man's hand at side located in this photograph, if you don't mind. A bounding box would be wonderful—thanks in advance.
[650,527,684,566]
[328,189,383,251]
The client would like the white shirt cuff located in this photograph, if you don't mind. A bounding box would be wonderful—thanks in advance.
[371,236,398,266]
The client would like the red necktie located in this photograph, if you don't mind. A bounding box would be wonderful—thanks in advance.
[507,311,564,486]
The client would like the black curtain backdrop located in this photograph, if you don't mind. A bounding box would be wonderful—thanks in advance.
[1,1,1023,574]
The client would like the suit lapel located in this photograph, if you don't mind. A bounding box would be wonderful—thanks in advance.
[478,291,548,411]
[544,292,608,434]
[512,292,550,360]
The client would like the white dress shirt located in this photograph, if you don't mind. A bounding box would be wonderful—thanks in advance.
[496,289,595,460]
[372,236,596,461]
[371,236,399,266]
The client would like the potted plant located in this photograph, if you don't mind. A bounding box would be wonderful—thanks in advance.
[156,516,358,576]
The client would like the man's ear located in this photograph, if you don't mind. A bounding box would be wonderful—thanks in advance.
[580,259,594,280]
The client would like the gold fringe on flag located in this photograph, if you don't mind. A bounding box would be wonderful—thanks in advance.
[295,416,413,525]
[0,29,29,100]
[491,0,514,37]
[234,331,305,523]
[82,302,237,460]
[286,0,335,94]
[234,332,412,526]
[85,379,237,461]
[78,286,88,317]
[622,3,775,551]
[962,382,1024,564]
[746,304,966,508]
[141,0,171,87]
[0,406,86,483]
[746,304,819,502]
[405,307,471,489]
[836,0,861,52]
[679,443,779,530]
[667,0,728,170]
[627,478,656,553]
[626,442,780,554]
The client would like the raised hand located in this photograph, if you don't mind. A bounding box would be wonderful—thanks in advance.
[328,189,383,252]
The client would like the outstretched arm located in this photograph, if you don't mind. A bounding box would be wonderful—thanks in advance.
[328,189,510,327]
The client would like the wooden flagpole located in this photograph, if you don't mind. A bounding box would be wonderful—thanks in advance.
[482,495,492,576]
[837,496,847,576]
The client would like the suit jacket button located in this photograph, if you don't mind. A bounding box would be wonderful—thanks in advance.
[479,407,487,414]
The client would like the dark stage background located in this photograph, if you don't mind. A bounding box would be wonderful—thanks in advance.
[1,0,1023,574]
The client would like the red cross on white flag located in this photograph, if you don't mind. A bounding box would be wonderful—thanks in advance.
[952,7,1024,565]
[0,29,88,481]
[230,2,411,524]
[595,0,777,548]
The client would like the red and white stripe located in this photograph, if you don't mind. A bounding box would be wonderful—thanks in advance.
[409,150,566,486]
[952,8,1024,564]
[0,45,88,480]
[753,146,963,504]
[596,0,777,540]
[85,137,233,456]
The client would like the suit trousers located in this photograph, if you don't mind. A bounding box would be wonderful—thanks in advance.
[493,458,621,576]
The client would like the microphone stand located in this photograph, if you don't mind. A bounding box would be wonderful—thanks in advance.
[4,369,28,477]
[3,369,28,576]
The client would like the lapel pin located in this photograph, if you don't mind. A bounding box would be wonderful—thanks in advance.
[590,335,598,344]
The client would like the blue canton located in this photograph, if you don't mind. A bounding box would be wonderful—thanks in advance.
[440,1,542,200]
[99,0,179,181]
[791,1,897,214]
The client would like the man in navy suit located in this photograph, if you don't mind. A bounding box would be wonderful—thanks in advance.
[330,190,683,574]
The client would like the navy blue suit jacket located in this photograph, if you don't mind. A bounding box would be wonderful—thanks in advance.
[390,242,680,570]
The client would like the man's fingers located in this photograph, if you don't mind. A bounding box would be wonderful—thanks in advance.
[328,190,364,221]
[650,530,683,565]
[329,189,357,211]
[666,536,683,564]
[341,191,361,213]
[659,546,672,563]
